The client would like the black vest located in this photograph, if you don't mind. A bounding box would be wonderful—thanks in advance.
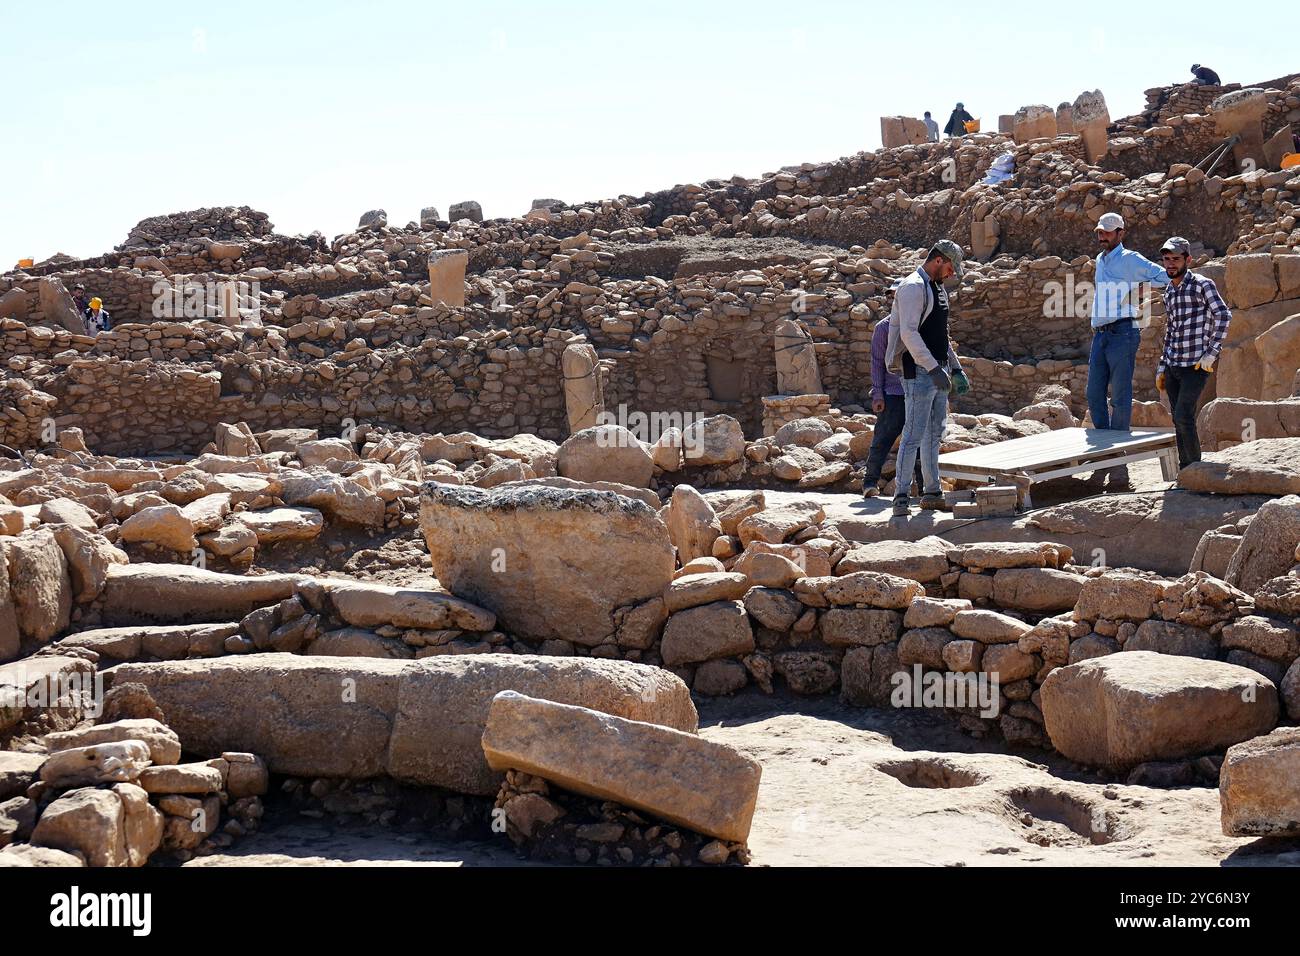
[902,280,949,379]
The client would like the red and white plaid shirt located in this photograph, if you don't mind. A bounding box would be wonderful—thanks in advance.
[1159,271,1231,374]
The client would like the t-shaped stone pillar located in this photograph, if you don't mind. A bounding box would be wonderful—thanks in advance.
[561,342,604,434]
[427,249,468,308]
[1056,102,1075,135]
[1211,89,1270,173]
[880,116,929,147]
[1013,104,1057,144]
[1072,90,1111,165]
[773,318,822,395]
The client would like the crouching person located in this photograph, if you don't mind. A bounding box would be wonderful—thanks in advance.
[885,240,970,517]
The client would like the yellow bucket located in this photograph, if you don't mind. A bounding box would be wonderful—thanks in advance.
[964,119,981,133]
[1282,153,1300,170]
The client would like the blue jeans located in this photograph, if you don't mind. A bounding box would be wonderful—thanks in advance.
[893,375,947,502]
[1086,323,1141,431]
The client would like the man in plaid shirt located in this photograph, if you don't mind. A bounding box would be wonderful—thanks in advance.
[1157,236,1231,469]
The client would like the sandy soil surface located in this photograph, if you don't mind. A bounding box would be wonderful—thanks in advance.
[182,693,1300,868]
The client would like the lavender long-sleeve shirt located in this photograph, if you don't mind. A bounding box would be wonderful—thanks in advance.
[871,317,905,401]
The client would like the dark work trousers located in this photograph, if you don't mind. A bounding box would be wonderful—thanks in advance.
[863,394,923,490]
[1165,365,1210,468]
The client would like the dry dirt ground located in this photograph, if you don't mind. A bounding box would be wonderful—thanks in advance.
[183,693,1300,868]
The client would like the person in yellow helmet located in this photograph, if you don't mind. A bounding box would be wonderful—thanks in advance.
[84,296,112,334]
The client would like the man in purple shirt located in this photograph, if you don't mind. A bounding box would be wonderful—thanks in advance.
[861,316,922,497]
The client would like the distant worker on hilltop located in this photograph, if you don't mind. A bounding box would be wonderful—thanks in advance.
[943,103,974,138]
[923,111,939,143]
[1190,64,1221,86]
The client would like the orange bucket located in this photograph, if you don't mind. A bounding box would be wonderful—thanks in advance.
[964,119,981,133]
[16,258,34,268]
[1282,153,1300,170]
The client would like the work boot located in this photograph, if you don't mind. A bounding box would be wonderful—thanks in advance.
[891,498,911,518]
[861,475,881,498]
[919,494,949,511]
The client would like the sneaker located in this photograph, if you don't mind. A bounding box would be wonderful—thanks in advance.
[891,498,911,518]
[919,494,949,511]
[861,477,881,498]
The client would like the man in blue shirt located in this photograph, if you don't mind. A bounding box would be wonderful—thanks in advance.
[1087,212,1170,489]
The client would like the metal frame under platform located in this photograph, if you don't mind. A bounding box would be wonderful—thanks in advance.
[938,427,1179,508]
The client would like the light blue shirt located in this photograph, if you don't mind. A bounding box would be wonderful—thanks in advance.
[1090,243,1169,327]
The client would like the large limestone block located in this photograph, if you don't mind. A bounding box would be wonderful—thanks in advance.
[420,484,673,647]
[37,276,85,334]
[665,484,722,565]
[39,740,152,789]
[99,563,303,625]
[31,787,128,867]
[427,250,467,307]
[1040,652,1279,770]
[1225,494,1300,594]
[557,425,653,488]
[836,536,951,583]
[1224,253,1278,311]
[660,600,754,665]
[1219,728,1300,837]
[1256,314,1300,400]
[231,506,324,543]
[681,415,745,467]
[482,691,760,842]
[992,567,1085,612]
[119,504,197,553]
[1196,397,1300,450]
[52,524,127,604]
[0,656,96,738]
[1,529,71,644]
[110,655,407,778]
[278,473,384,527]
[324,579,495,631]
[387,656,697,795]
[1073,570,1166,622]
[44,719,181,766]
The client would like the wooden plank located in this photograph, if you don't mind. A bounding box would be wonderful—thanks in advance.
[939,428,1174,473]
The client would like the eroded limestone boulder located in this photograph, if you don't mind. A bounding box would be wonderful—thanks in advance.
[420,484,673,646]
[1040,652,1279,770]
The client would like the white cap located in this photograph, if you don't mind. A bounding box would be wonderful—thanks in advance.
[1095,212,1125,232]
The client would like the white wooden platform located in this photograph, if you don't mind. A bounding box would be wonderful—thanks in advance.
[938,427,1178,507]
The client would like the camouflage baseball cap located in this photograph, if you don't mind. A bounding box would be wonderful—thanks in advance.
[929,239,965,278]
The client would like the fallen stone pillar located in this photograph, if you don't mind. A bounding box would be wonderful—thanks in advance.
[109,654,697,795]
[98,563,305,626]
[482,691,761,842]
[427,249,468,308]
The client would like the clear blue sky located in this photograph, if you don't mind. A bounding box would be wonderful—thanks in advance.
[1,0,1291,267]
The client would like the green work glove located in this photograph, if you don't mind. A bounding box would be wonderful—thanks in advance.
[952,371,971,396]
